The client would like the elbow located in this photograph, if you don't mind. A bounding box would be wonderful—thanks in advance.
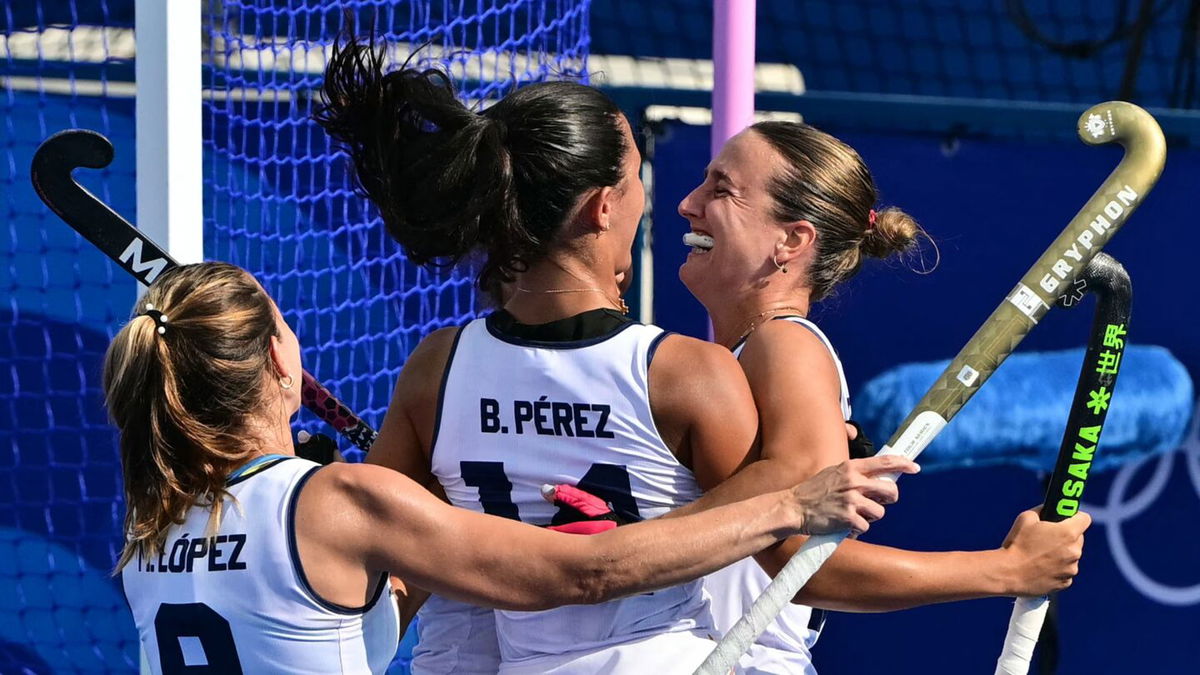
[571,562,618,606]
[499,557,617,611]
[565,544,622,606]
[507,573,610,612]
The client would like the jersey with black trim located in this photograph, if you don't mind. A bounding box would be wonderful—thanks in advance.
[704,315,851,674]
[423,309,713,673]
[123,456,399,675]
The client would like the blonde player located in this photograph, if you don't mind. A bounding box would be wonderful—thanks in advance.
[109,261,915,674]
[678,122,1091,673]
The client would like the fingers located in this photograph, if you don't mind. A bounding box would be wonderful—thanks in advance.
[1003,508,1091,595]
[1014,508,1041,529]
[1069,510,1093,532]
[854,493,886,523]
[850,454,920,478]
[1010,507,1090,536]
[846,512,871,537]
[1054,556,1081,591]
[795,456,917,535]
[855,477,900,505]
[845,494,884,535]
[845,422,858,441]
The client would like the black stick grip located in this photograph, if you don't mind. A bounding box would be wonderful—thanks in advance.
[32,130,177,283]
[1041,252,1132,523]
[31,129,378,452]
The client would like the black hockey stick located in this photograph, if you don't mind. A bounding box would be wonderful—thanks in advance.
[30,129,379,452]
[994,252,1131,674]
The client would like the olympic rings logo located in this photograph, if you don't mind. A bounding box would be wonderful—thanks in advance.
[1080,396,1200,606]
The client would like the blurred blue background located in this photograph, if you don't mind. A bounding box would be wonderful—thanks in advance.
[4,0,1200,672]
[648,118,1200,675]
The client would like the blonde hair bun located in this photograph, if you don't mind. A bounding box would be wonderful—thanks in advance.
[861,207,922,259]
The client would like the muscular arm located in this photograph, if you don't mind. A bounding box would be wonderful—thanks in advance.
[712,322,1085,611]
[647,334,760,490]
[295,458,912,612]
[692,322,848,509]
[764,508,1087,612]
[365,326,460,488]
[362,327,459,619]
[661,322,843,519]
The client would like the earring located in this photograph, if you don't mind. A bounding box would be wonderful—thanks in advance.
[773,252,788,274]
[279,375,294,390]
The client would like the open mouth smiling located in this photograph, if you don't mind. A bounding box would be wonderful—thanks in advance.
[682,231,714,253]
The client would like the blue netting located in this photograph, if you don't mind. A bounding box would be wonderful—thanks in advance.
[202,1,592,457]
[1,5,140,673]
[2,1,590,672]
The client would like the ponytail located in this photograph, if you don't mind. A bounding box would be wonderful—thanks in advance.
[315,33,629,294]
[315,37,517,269]
[104,263,279,571]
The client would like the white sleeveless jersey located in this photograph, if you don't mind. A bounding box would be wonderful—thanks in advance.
[412,595,502,674]
[123,456,400,675]
[704,316,851,674]
[424,313,714,673]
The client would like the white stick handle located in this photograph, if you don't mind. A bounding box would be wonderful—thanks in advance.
[695,531,847,674]
[994,595,1050,675]
[697,464,908,674]
[696,434,932,675]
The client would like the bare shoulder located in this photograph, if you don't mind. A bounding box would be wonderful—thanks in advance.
[296,462,448,581]
[738,319,839,383]
[650,333,745,385]
[741,318,831,359]
[648,332,758,484]
[303,462,429,515]
[412,325,462,359]
[395,326,463,398]
[367,326,463,473]
[739,319,845,469]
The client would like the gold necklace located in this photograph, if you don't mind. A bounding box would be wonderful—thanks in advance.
[515,285,629,315]
[729,306,806,347]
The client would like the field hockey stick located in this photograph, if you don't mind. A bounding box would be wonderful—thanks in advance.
[994,252,1131,675]
[696,100,1165,675]
[30,128,379,452]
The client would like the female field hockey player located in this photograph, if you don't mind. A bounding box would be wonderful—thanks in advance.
[316,37,1090,675]
[677,122,1092,673]
[110,261,914,675]
[317,38,806,674]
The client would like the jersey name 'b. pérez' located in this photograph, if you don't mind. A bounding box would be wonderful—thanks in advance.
[479,396,615,438]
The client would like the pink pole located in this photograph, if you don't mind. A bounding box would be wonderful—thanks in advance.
[711,0,756,158]
[708,0,755,340]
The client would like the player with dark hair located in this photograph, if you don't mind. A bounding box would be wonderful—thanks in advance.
[678,122,1091,672]
[109,261,914,675]
[317,37,795,673]
[315,37,1088,674]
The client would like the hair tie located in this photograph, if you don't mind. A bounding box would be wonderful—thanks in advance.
[867,209,877,231]
[140,303,170,335]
